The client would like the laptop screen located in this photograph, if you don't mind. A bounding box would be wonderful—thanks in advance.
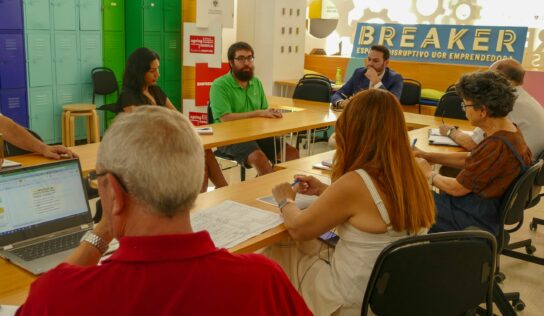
[0,159,92,246]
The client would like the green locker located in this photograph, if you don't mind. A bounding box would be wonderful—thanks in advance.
[163,81,180,110]
[80,31,102,84]
[28,87,55,143]
[143,32,163,86]
[54,32,79,85]
[26,31,53,87]
[103,31,125,81]
[80,0,101,31]
[143,0,163,31]
[163,32,180,82]
[53,0,77,31]
[164,0,181,32]
[24,0,51,30]
[103,0,125,32]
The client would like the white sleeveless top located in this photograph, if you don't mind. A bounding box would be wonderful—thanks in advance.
[301,169,423,316]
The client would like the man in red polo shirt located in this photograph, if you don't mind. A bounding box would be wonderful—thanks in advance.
[16,106,311,316]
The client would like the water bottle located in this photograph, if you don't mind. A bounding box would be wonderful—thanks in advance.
[335,67,342,85]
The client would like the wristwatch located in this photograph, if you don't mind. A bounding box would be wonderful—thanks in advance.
[81,231,109,255]
[446,126,457,138]
[277,198,295,213]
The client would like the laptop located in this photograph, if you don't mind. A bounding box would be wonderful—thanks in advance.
[0,159,93,275]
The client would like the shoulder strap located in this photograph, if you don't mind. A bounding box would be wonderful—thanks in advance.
[488,135,529,172]
[354,169,391,225]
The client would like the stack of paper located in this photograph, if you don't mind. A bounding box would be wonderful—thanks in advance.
[191,200,283,248]
[313,158,333,170]
[1,159,22,168]
[195,127,213,135]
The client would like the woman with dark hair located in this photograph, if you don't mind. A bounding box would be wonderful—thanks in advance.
[118,47,228,192]
[416,70,532,235]
[267,89,435,315]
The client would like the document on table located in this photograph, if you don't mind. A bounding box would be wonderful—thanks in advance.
[191,200,283,249]
[0,305,18,316]
[257,194,318,210]
[313,158,333,171]
[428,128,474,147]
[1,159,22,168]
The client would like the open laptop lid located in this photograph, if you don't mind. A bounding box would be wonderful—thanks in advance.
[0,159,92,247]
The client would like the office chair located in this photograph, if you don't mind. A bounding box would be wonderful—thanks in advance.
[493,160,543,312]
[91,67,121,120]
[445,83,457,92]
[207,104,246,181]
[528,151,544,232]
[292,74,332,151]
[361,231,496,316]
[434,90,467,120]
[399,78,422,113]
[3,128,43,157]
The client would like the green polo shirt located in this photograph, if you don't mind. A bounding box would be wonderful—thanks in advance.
[209,72,268,123]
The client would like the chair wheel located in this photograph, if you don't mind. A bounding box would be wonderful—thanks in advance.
[512,299,525,311]
[525,245,536,255]
[495,272,506,283]
[530,220,538,231]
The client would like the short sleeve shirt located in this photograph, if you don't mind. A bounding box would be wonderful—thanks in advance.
[117,85,167,110]
[209,72,268,123]
[457,129,532,199]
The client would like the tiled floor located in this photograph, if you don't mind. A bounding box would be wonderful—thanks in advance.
[211,137,544,315]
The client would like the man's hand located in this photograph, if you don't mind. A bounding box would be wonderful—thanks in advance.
[415,157,433,178]
[364,67,380,85]
[258,109,283,118]
[40,145,78,159]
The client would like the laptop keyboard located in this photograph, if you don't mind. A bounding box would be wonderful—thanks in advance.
[11,231,87,261]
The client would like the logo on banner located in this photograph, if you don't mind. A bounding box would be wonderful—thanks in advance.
[352,23,528,66]
[190,36,215,54]
[195,63,230,107]
[189,112,208,126]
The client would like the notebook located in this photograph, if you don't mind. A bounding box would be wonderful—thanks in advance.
[428,128,474,147]
[1,159,22,169]
[0,159,93,275]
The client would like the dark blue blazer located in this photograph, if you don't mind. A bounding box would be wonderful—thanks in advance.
[330,67,403,104]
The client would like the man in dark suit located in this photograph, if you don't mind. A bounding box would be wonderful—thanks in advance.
[331,45,403,108]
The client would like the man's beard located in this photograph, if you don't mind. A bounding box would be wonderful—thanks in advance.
[233,67,254,82]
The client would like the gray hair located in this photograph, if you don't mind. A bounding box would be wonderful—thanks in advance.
[97,106,204,217]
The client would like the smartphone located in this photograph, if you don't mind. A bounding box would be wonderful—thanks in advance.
[318,231,339,248]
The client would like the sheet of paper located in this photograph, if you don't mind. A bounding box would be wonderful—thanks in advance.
[257,193,318,210]
[191,200,283,249]
[312,162,331,171]
[195,127,213,135]
[428,128,473,147]
[2,159,22,168]
[0,305,18,316]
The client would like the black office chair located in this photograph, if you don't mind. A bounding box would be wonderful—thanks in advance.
[493,160,543,312]
[3,128,43,157]
[361,231,496,316]
[399,78,422,113]
[91,67,121,116]
[207,105,246,181]
[445,83,457,92]
[528,151,544,231]
[434,90,466,120]
[292,74,332,151]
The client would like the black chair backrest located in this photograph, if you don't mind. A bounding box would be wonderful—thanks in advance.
[91,67,119,103]
[362,231,496,316]
[301,73,331,83]
[498,160,543,233]
[400,79,421,106]
[434,91,466,120]
[207,103,215,124]
[4,129,43,157]
[293,77,332,102]
[534,151,544,186]
[445,83,456,92]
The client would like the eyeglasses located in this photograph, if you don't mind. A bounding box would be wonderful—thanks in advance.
[233,56,255,63]
[86,170,129,192]
[461,102,476,112]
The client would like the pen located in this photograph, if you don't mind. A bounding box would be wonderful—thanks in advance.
[411,138,417,149]
[291,178,301,187]
[340,93,348,99]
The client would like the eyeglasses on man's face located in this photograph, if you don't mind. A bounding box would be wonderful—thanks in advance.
[86,170,129,192]
[233,55,255,63]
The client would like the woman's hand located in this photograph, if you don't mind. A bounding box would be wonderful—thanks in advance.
[293,174,327,196]
[272,183,297,203]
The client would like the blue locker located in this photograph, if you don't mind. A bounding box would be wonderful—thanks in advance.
[79,31,102,84]
[26,31,53,87]
[28,86,55,143]
[0,32,27,89]
[53,0,77,31]
[54,32,79,85]
[23,0,51,30]
[0,88,28,127]
[0,0,23,30]
[79,0,101,31]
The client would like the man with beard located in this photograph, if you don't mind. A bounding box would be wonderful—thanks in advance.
[210,42,299,176]
[331,45,403,108]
